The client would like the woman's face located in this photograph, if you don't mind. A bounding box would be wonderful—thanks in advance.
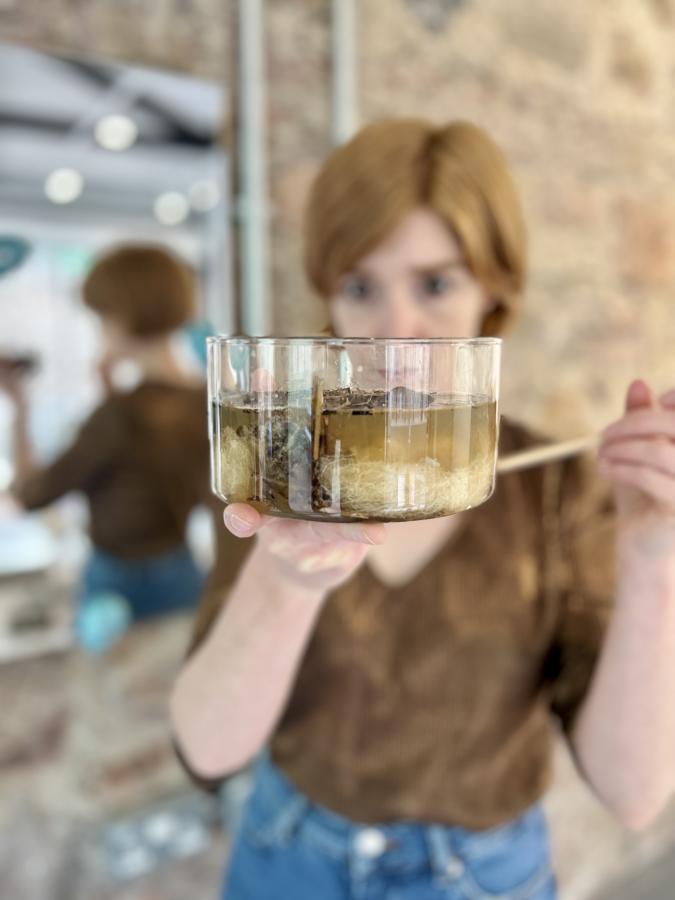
[329,208,493,339]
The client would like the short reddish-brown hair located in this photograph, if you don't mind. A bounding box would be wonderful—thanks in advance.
[304,119,527,335]
[83,244,195,338]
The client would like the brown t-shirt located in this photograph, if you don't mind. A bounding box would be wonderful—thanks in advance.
[182,417,616,829]
[14,381,215,559]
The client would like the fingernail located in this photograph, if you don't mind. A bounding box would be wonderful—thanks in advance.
[227,513,254,533]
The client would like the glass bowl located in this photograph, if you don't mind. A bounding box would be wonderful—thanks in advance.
[207,336,500,523]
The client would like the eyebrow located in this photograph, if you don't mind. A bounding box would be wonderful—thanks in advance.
[350,259,465,277]
[410,259,464,274]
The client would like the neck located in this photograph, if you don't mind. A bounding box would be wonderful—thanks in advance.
[116,336,193,386]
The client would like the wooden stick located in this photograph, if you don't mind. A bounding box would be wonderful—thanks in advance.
[312,377,324,463]
[497,434,601,475]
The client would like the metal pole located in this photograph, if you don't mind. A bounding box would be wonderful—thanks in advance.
[332,0,358,145]
[238,0,271,335]
[204,150,234,334]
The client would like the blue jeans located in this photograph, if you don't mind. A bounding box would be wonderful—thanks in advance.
[81,544,205,621]
[222,756,558,900]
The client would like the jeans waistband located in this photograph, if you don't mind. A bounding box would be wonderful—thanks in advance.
[248,754,548,883]
[90,543,194,568]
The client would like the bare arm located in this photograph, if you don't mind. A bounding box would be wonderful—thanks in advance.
[11,394,34,482]
[570,381,675,829]
[571,540,675,831]
[0,366,34,483]
[169,503,385,779]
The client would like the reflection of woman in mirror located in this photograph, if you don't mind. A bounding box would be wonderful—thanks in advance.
[1,245,212,632]
[172,120,675,899]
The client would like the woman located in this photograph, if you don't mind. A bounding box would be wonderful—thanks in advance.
[171,120,675,899]
[2,244,214,626]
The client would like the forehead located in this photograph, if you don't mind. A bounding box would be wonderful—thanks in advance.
[355,208,461,272]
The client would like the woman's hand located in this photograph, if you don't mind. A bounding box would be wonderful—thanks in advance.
[223,503,386,594]
[0,358,34,488]
[598,379,675,560]
[0,358,28,406]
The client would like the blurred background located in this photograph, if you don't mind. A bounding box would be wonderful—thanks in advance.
[1,1,675,898]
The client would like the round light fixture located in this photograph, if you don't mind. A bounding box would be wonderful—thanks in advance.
[44,168,84,204]
[95,114,138,151]
[153,191,189,226]
[188,179,221,212]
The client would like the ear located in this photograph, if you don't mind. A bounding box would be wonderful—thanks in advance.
[480,300,506,337]
[482,293,499,314]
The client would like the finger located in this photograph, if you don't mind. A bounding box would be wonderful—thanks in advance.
[268,516,386,546]
[602,409,675,444]
[294,542,369,574]
[598,459,675,507]
[223,503,266,538]
[625,379,653,413]
[599,439,675,479]
[659,389,675,409]
[311,518,386,545]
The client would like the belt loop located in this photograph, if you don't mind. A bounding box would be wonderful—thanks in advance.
[426,826,453,877]
[252,755,309,847]
[425,826,465,883]
[264,794,309,846]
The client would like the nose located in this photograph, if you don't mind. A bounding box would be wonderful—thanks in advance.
[378,295,426,339]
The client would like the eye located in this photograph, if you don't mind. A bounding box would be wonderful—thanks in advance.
[340,275,374,302]
[419,273,454,298]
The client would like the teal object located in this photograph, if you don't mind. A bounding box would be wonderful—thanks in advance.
[0,237,31,277]
[51,244,92,278]
[184,321,213,369]
[76,592,132,655]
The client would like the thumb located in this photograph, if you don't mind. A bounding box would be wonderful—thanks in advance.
[625,378,653,412]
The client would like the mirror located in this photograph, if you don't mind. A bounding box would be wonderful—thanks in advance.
[0,41,234,897]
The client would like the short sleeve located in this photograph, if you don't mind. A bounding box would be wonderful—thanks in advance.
[544,452,617,735]
[13,402,121,509]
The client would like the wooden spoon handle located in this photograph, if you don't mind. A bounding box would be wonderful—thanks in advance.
[497,434,600,475]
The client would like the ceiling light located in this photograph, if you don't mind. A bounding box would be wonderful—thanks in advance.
[95,114,138,151]
[153,191,189,226]
[44,168,84,204]
[188,179,221,212]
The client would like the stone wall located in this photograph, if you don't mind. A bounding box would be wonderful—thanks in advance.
[0,0,227,80]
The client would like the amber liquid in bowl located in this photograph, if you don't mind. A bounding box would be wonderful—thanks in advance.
[211,385,497,523]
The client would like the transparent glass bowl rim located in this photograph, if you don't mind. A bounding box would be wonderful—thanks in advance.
[207,335,501,347]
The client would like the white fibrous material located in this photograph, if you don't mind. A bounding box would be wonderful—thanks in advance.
[317,454,494,518]
[219,427,253,501]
